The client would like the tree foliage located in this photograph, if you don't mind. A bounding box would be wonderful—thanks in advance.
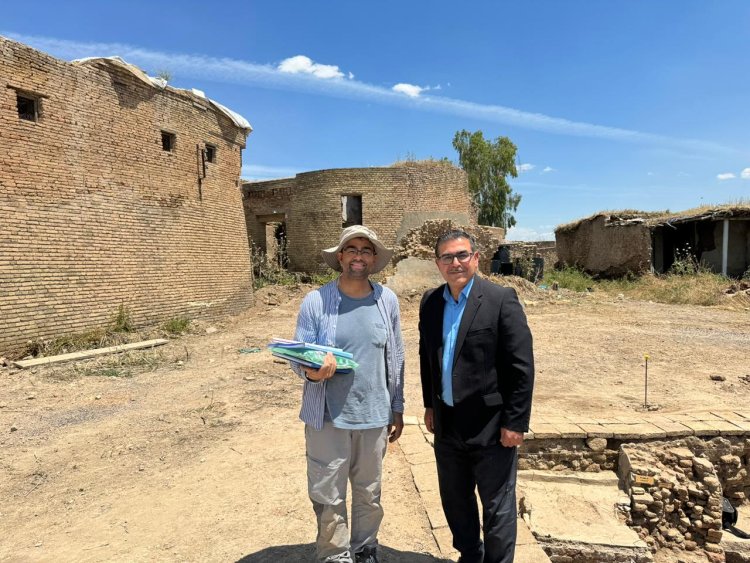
[452,129,521,228]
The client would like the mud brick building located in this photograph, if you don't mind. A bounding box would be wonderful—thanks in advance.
[0,37,253,355]
[242,162,476,272]
[556,205,750,278]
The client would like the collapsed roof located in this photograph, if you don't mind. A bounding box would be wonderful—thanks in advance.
[72,56,253,134]
[557,203,750,233]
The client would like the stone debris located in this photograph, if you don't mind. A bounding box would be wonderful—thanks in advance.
[393,219,504,274]
[619,436,750,556]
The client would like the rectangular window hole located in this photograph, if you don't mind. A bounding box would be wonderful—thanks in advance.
[161,131,176,152]
[341,195,363,227]
[205,144,216,163]
[17,94,38,122]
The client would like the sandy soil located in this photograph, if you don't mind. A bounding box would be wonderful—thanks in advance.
[1,283,748,562]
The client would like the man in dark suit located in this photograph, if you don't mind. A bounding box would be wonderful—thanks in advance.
[419,230,534,563]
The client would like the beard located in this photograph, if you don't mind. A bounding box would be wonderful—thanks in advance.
[344,261,371,279]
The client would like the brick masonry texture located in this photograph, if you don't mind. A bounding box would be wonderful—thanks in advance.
[0,37,253,355]
[243,162,476,272]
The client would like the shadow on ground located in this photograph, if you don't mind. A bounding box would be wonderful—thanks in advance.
[237,544,452,562]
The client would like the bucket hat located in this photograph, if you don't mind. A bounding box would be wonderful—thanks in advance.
[321,225,393,273]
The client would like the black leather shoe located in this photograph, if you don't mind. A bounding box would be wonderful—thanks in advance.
[354,546,379,563]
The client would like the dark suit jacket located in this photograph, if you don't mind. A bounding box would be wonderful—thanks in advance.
[419,275,534,446]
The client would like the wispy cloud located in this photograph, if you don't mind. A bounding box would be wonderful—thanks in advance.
[717,172,736,180]
[741,168,750,180]
[3,32,738,156]
[241,164,300,180]
[517,163,535,173]
[542,166,555,174]
[505,225,555,241]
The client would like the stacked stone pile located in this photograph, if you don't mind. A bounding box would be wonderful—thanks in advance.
[620,444,725,559]
[691,436,750,505]
[393,219,504,274]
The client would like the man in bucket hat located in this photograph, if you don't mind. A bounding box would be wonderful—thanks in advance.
[291,225,405,563]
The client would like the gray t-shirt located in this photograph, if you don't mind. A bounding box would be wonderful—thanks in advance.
[324,290,391,429]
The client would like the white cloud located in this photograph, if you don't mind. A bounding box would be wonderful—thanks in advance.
[741,168,750,179]
[542,166,555,174]
[278,55,345,79]
[647,171,654,176]
[5,32,738,156]
[518,163,535,173]
[717,172,736,180]
[392,83,425,98]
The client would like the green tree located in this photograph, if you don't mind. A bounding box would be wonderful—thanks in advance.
[452,129,521,228]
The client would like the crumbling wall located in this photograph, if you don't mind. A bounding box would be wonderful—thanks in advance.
[519,437,618,473]
[394,219,504,274]
[243,162,475,272]
[0,37,252,356]
[555,215,652,277]
[619,440,747,557]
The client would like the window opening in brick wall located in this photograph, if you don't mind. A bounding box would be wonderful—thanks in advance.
[161,131,176,152]
[205,144,216,163]
[16,93,38,122]
[341,195,362,227]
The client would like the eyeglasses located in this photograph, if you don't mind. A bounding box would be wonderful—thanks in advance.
[437,251,474,265]
[342,247,375,257]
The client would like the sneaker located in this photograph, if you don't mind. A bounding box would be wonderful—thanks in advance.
[324,551,353,563]
[354,546,379,563]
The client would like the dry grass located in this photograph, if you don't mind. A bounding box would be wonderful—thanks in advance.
[599,272,730,306]
[555,199,750,233]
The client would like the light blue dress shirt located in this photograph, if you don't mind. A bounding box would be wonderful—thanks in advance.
[441,277,474,406]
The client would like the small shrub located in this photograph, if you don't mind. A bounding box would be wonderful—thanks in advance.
[543,266,594,292]
[251,244,299,289]
[162,317,191,335]
[112,304,134,333]
[669,244,709,276]
[303,270,339,286]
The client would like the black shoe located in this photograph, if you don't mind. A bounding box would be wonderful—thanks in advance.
[355,546,379,563]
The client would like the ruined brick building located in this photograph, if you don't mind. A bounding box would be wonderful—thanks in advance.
[0,37,253,355]
[242,162,476,272]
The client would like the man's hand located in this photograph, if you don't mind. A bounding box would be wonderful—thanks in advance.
[500,427,524,448]
[388,412,404,443]
[302,352,337,382]
[423,408,434,434]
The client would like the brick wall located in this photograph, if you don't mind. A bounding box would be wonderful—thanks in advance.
[0,37,253,355]
[243,162,475,272]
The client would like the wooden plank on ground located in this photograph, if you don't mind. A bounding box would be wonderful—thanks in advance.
[13,339,170,368]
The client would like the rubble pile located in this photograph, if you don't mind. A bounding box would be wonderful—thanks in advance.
[619,443,727,559]
[394,219,504,274]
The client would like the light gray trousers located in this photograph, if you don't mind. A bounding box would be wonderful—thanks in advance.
[305,423,388,561]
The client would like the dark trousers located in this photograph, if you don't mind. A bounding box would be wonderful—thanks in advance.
[434,418,518,563]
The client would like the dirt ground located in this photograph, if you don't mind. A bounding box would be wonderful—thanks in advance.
[1,282,749,562]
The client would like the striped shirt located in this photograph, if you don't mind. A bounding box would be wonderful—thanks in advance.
[292,279,405,431]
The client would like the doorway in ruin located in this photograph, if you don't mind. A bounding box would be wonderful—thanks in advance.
[265,221,288,268]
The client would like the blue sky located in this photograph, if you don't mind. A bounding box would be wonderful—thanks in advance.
[3,1,749,240]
